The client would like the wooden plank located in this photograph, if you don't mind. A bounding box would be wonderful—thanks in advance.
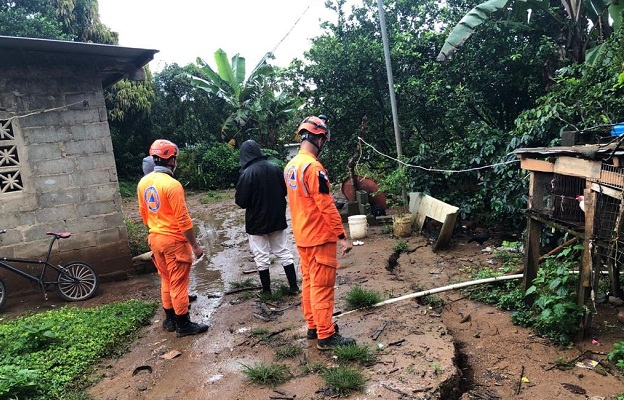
[590,182,622,199]
[520,158,554,172]
[599,168,624,189]
[434,211,459,251]
[523,216,542,305]
[579,189,596,338]
[529,172,551,210]
[554,156,601,179]
[408,192,459,249]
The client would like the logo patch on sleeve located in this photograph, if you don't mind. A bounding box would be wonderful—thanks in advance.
[318,170,329,194]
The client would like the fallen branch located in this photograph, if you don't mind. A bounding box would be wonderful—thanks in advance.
[224,285,262,295]
[381,383,419,399]
[371,322,387,340]
[515,365,524,395]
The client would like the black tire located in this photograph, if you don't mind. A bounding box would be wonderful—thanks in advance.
[0,278,6,311]
[56,261,99,302]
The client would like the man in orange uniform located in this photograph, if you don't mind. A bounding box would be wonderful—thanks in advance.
[284,116,356,350]
[137,139,208,337]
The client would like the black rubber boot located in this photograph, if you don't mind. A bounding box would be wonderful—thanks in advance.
[317,333,356,350]
[307,322,339,340]
[163,308,176,332]
[174,312,208,337]
[283,264,300,294]
[259,269,272,294]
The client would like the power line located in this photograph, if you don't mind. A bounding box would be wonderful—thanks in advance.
[358,136,519,174]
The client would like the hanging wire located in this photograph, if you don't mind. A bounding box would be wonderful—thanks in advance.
[270,0,320,56]
[358,136,519,174]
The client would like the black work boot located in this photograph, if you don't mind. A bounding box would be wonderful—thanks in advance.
[317,333,356,350]
[283,263,300,294]
[163,308,176,332]
[307,322,339,340]
[258,269,271,294]
[174,312,208,337]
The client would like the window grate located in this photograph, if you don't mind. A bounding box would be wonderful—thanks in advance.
[0,119,23,193]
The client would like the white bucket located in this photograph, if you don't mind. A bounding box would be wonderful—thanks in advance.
[348,215,368,240]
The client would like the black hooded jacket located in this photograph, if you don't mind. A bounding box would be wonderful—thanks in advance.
[235,140,288,235]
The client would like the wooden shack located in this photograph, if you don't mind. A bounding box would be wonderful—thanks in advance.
[515,141,624,336]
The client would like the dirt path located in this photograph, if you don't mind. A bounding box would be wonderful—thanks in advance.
[6,191,622,399]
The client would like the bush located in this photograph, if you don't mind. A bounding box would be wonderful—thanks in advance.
[124,218,149,257]
[176,143,240,190]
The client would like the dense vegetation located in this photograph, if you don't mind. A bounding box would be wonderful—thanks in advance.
[0,300,157,399]
[2,0,624,388]
[4,0,623,230]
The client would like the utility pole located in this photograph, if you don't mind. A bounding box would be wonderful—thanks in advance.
[376,0,406,203]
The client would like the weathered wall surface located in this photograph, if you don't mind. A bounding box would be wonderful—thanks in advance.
[0,60,133,293]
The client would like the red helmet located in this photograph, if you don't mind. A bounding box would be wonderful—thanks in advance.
[297,116,329,141]
[149,139,178,159]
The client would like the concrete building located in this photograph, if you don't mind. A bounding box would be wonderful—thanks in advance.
[0,36,157,291]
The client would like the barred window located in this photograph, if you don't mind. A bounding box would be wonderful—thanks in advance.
[0,119,23,193]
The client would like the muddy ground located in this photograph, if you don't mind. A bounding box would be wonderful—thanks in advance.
[3,191,624,399]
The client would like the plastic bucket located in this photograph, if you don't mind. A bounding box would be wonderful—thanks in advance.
[348,215,368,240]
[393,214,413,238]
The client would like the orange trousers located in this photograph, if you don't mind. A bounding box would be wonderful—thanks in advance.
[297,242,338,340]
[149,233,193,315]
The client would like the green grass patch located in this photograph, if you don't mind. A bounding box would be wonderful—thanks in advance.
[393,240,409,253]
[258,284,293,302]
[250,327,269,337]
[333,343,376,365]
[381,225,393,234]
[0,299,158,399]
[240,362,290,387]
[199,190,230,204]
[322,366,367,395]
[460,268,525,311]
[124,218,149,257]
[118,181,138,198]
[345,286,383,310]
[230,278,257,289]
[302,362,327,374]
[275,344,302,360]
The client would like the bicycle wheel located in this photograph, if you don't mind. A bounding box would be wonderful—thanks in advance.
[56,261,99,302]
[0,279,6,311]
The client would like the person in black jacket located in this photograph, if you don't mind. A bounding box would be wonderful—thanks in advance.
[235,140,299,295]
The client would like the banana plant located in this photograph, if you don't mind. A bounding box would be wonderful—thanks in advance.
[436,0,623,64]
[189,49,277,144]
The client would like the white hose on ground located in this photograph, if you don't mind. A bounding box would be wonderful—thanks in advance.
[335,273,524,318]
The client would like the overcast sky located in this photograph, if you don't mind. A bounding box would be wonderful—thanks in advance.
[97,0,341,72]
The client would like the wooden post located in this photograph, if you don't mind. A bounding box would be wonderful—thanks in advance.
[523,216,542,304]
[579,189,596,338]
[523,171,548,303]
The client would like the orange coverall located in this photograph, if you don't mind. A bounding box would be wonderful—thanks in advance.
[285,149,346,340]
[137,172,194,315]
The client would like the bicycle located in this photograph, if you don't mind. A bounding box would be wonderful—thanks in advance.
[0,229,99,311]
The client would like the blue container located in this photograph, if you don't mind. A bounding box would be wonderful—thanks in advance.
[611,122,624,136]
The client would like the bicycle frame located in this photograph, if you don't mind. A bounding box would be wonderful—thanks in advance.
[0,230,99,309]
[0,233,66,289]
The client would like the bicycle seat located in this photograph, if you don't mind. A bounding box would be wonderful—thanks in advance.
[46,231,71,239]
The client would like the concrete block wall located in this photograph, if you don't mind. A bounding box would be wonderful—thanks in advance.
[0,63,132,293]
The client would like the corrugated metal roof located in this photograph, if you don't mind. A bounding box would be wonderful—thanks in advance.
[514,142,624,159]
[0,36,158,87]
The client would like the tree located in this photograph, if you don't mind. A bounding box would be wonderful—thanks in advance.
[0,0,117,43]
[283,0,559,228]
[190,49,303,148]
[436,0,624,64]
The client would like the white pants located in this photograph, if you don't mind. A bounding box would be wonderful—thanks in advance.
[248,230,294,271]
